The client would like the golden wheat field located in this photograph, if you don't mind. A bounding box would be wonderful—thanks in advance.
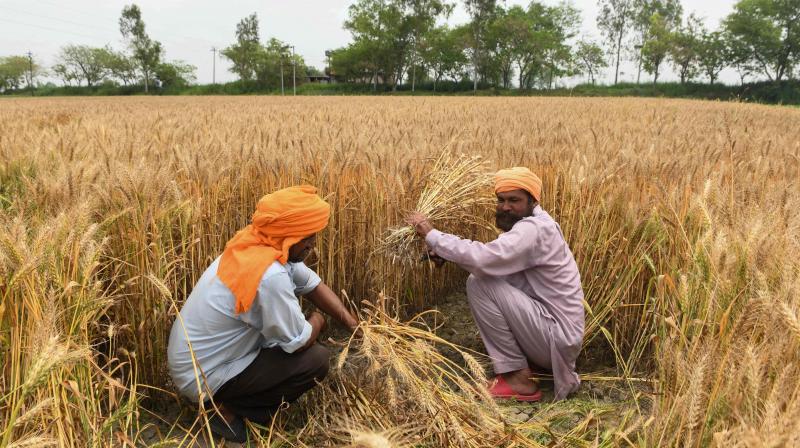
[1,96,799,447]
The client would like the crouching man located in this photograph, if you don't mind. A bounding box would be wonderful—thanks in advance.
[406,167,584,401]
[168,185,358,443]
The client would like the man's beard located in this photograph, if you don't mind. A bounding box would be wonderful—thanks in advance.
[495,211,524,231]
[288,248,312,263]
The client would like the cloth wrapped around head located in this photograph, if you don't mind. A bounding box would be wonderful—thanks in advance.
[218,185,330,314]
[494,167,542,202]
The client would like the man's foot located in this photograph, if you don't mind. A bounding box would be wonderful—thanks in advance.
[501,368,539,395]
[488,375,542,402]
[208,411,247,444]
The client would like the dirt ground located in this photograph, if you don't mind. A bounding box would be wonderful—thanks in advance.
[426,292,651,433]
[140,291,651,446]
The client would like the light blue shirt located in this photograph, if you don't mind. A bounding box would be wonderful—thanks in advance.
[167,256,321,401]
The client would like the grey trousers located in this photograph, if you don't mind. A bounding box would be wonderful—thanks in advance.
[466,274,580,399]
[211,344,330,424]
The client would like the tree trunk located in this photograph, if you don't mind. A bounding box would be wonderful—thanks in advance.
[614,30,623,84]
[636,51,642,84]
[411,36,417,92]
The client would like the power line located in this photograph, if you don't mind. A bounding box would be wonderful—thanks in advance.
[0,17,112,41]
[0,4,222,48]
[0,5,120,35]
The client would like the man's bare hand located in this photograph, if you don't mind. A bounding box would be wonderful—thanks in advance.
[308,310,327,332]
[424,249,447,267]
[429,250,447,267]
[405,212,434,237]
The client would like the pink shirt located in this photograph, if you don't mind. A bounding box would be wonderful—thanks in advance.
[425,205,585,359]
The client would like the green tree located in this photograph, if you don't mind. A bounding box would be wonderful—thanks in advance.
[0,56,33,91]
[727,29,756,84]
[51,62,79,87]
[344,0,408,90]
[574,39,608,84]
[106,50,137,86]
[222,13,261,82]
[697,29,728,84]
[464,0,497,89]
[484,6,518,88]
[329,42,375,83]
[420,25,469,89]
[155,60,197,88]
[253,38,308,90]
[54,45,113,87]
[403,0,453,91]
[543,2,581,89]
[669,13,703,84]
[641,12,672,84]
[724,0,800,82]
[119,4,162,92]
[505,2,578,90]
[632,0,683,83]
[597,0,634,84]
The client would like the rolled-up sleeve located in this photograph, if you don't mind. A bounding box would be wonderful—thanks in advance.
[291,262,322,296]
[252,273,312,353]
[425,221,538,277]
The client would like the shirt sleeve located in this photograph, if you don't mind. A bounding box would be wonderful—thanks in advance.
[424,220,539,277]
[290,262,322,296]
[248,271,312,353]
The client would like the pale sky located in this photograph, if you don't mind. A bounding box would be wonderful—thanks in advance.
[0,0,743,87]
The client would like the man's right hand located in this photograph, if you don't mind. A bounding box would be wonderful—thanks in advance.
[426,249,447,267]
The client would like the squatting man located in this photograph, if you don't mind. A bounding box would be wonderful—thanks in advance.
[406,167,585,402]
[167,186,358,443]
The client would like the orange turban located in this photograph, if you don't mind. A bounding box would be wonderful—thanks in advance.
[494,167,542,202]
[218,185,330,314]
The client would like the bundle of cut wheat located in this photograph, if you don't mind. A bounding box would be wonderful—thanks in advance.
[378,151,492,264]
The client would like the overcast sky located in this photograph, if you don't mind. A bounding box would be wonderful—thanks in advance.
[0,0,743,86]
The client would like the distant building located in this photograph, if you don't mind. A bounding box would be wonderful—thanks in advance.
[306,75,333,84]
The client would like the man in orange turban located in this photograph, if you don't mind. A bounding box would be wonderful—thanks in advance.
[168,185,358,443]
[407,167,584,402]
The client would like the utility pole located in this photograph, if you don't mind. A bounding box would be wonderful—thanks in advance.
[210,47,217,84]
[291,45,296,96]
[26,51,34,96]
[280,52,285,95]
[325,50,331,82]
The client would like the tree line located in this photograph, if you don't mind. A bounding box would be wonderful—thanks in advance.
[329,0,799,90]
[0,5,196,93]
[1,0,797,93]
